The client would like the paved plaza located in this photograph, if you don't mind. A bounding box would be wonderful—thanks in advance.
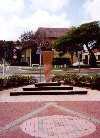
[0,84,100,138]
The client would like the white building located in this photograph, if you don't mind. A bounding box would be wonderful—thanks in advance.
[82,49,100,65]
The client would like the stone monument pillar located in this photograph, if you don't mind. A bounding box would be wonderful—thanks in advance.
[42,51,54,82]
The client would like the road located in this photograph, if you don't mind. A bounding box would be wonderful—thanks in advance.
[0,65,100,79]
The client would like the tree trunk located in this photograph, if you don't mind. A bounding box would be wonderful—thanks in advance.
[70,52,74,64]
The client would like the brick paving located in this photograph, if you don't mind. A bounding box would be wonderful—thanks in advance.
[0,102,45,127]
[20,115,96,138]
[0,85,100,138]
[0,84,100,102]
[57,101,100,120]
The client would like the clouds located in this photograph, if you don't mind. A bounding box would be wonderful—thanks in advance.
[0,0,71,40]
[25,10,70,29]
[30,0,69,13]
[83,0,100,22]
[0,0,99,40]
[0,0,25,40]
[0,0,24,14]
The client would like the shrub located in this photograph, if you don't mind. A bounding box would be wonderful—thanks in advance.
[0,75,37,90]
[52,74,64,82]
[52,74,100,90]
[92,75,100,89]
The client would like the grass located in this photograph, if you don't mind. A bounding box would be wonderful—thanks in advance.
[17,65,100,72]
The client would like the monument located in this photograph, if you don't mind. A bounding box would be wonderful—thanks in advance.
[42,51,54,82]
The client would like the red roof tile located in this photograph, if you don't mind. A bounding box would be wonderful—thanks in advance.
[37,27,70,38]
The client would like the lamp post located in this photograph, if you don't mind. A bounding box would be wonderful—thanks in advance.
[30,49,32,66]
[36,44,42,82]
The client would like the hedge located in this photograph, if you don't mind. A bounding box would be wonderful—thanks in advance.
[0,75,37,90]
[52,74,100,90]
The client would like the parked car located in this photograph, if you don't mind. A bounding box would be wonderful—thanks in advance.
[72,62,85,67]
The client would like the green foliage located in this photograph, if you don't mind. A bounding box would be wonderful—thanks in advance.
[75,21,100,50]
[92,75,100,88]
[0,40,16,64]
[3,41,15,64]
[89,52,97,67]
[52,74,100,89]
[0,75,37,90]
[53,21,100,54]
[19,31,37,50]
[53,27,79,53]
[0,41,4,60]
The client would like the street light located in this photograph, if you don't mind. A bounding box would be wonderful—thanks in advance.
[36,44,42,82]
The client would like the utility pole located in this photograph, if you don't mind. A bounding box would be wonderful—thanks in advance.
[78,51,81,73]
[40,50,42,82]
[30,49,32,66]
[36,45,42,82]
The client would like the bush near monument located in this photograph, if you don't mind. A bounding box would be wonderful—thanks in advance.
[0,75,37,90]
[52,74,100,89]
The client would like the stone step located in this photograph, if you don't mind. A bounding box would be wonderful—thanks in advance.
[23,86,73,91]
[10,91,88,96]
[35,82,61,87]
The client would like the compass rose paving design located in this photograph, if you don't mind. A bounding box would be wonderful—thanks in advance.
[20,115,96,138]
[0,102,100,138]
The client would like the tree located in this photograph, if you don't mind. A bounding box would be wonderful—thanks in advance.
[53,21,100,65]
[89,51,97,67]
[74,21,100,51]
[19,31,37,51]
[0,40,4,61]
[3,41,15,64]
[0,40,15,64]
[53,27,82,64]
[75,21,100,67]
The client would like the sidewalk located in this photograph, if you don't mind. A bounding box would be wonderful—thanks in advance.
[0,84,100,102]
[0,85,100,138]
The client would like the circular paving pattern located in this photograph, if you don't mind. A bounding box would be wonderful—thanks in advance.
[20,115,96,138]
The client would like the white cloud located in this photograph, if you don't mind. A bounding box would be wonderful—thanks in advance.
[25,10,70,29]
[0,10,71,40]
[0,0,24,14]
[0,0,71,40]
[30,0,69,12]
[83,0,100,21]
[0,15,24,40]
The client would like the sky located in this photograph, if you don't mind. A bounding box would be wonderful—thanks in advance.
[0,0,100,41]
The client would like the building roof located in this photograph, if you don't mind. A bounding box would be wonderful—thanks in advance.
[37,27,70,38]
